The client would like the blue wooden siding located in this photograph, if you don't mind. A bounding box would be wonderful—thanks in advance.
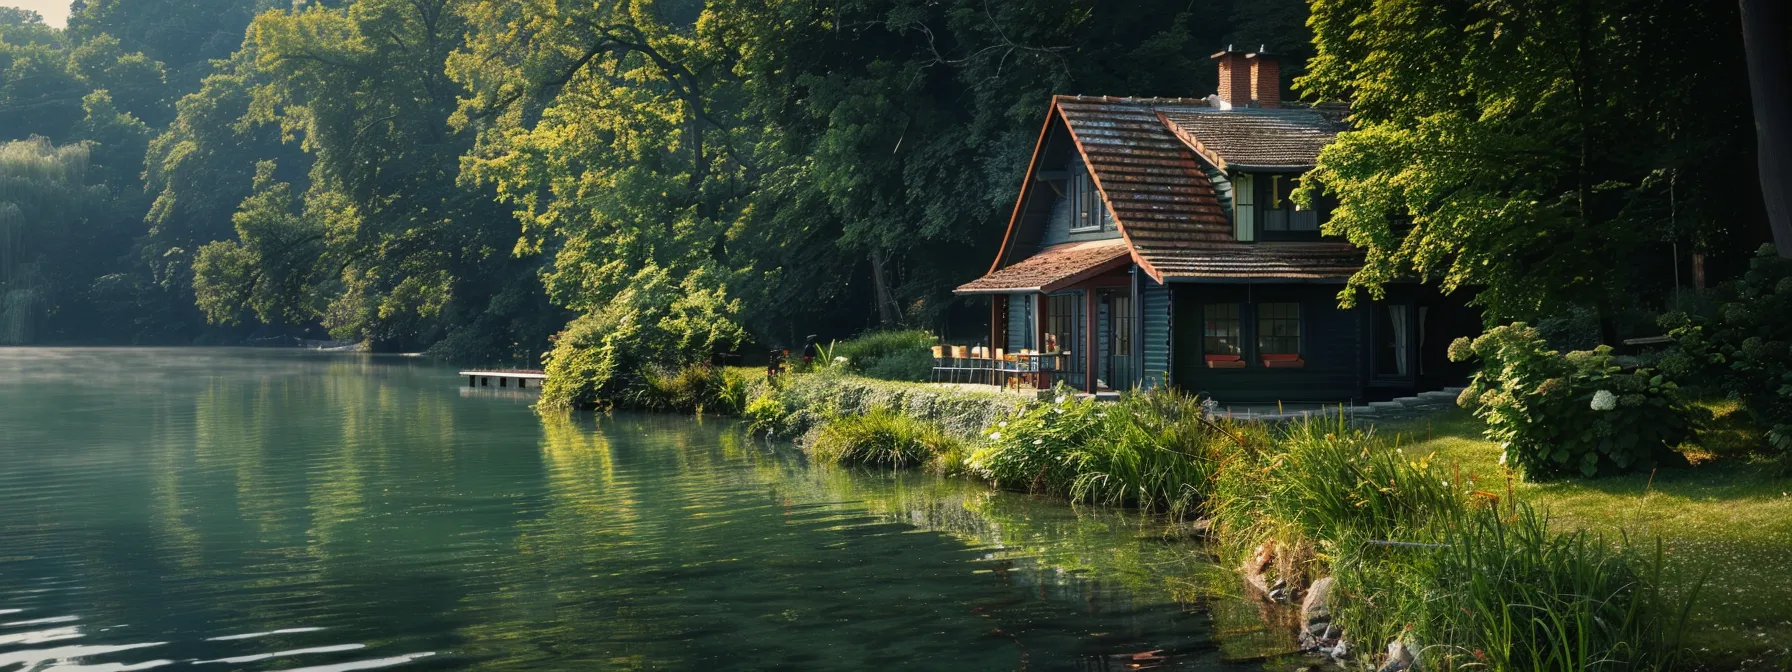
[1039,169,1125,246]
[1139,274,1173,389]
[1007,294,1034,352]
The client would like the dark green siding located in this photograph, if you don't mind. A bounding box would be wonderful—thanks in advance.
[1139,275,1173,390]
[1171,284,1364,403]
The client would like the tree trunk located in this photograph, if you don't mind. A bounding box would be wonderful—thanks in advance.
[1596,301,1619,348]
[1741,0,1792,257]
[868,250,900,326]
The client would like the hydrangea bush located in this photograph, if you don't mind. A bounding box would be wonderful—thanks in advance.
[1659,246,1792,472]
[1450,323,1701,479]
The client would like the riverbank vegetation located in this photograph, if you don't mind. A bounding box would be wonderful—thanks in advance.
[1388,407,1792,664]
[763,376,1700,671]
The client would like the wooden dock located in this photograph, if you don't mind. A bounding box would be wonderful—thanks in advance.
[459,369,547,389]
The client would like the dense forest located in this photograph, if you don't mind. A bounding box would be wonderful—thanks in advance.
[0,0,1778,374]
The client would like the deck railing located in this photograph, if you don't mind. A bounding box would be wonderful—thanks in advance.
[930,346,1080,389]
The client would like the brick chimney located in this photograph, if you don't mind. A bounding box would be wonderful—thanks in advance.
[1247,50,1280,109]
[1211,45,1252,109]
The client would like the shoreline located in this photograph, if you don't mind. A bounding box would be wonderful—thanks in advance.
[549,368,1713,671]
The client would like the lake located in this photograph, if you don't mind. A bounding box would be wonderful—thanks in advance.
[0,348,1292,671]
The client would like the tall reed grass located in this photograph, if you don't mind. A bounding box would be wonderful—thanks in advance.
[1331,504,1695,671]
[805,409,964,471]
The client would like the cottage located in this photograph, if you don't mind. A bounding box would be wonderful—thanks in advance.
[953,48,1478,403]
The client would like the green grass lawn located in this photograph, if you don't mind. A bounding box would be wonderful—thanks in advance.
[1379,407,1792,667]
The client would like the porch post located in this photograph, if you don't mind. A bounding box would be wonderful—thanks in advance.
[1085,288,1098,393]
[990,295,1005,386]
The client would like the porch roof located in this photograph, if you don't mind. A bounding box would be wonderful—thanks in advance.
[953,238,1131,295]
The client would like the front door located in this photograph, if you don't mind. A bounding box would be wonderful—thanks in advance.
[1099,290,1134,390]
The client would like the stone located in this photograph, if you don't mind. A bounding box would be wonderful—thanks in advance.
[1300,576,1336,626]
[1377,640,1415,672]
[1392,396,1427,407]
[1266,577,1290,602]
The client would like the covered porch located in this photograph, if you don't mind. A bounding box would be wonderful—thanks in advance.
[950,239,1142,394]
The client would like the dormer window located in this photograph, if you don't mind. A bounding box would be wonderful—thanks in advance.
[1239,171,1325,241]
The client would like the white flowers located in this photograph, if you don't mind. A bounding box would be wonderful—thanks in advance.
[1054,394,1068,405]
[833,356,848,364]
[988,432,1002,441]
[1591,389,1618,412]
[1034,439,1044,446]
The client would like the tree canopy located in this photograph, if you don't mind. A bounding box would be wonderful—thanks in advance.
[0,0,1773,373]
[1298,0,1759,339]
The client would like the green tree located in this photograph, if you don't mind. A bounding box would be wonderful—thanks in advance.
[185,0,559,357]
[0,138,104,343]
[1299,0,1756,341]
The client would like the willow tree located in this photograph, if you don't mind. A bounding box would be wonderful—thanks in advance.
[1299,0,1755,341]
[0,138,95,344]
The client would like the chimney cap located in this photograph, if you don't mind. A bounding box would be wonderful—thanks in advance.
[1209,44,1250,59]
[1246,48,1279,59]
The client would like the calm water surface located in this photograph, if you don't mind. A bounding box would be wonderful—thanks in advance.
[0,349,1289,671]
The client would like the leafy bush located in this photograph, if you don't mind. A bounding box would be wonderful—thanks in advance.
[832,329,936,381]
[1451,324,1700,479]
[1660,245,1792,471]
[862,347,934,382]
[538,267,745,411]
[744,388,789,435]
[805,409,962,470]
[969,386,1226,518]
[969,389,1105,495]
[630,363,752,414]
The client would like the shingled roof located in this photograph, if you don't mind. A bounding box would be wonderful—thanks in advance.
[1157,106,1345,171]
[956,95,1359,293]
[1145,241,1362,279]
[954,239,1131,294]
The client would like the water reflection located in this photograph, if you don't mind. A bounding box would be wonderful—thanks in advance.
[0,349,1294,670]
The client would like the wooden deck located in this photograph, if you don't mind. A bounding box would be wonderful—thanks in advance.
[459,369,546,389]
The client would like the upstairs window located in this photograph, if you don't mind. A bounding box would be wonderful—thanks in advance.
[1258,173,1322,240]
[1068,163,1108,232]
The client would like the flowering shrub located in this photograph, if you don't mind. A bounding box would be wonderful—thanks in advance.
[1451,323,1700,479]
[1660,246,1792,472]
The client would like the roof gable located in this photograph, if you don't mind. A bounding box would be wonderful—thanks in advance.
[964,96,1361,292]
[1053,96,1233,282]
